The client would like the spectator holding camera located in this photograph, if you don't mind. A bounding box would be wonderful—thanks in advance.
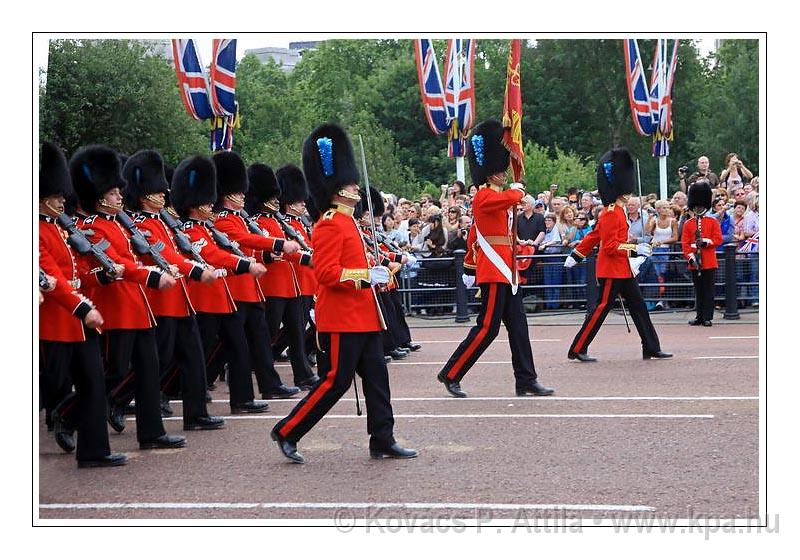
[443,205,462,236]
[447,215,472,254]
[720,153,753,192]
[678,155,720,192]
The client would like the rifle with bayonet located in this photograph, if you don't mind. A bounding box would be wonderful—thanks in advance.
[55,213,120,279]
[39,268,52,291]
[274,212,312,253]
[116,210,174,274]
[158,208,211,268]
[205,220,248,259]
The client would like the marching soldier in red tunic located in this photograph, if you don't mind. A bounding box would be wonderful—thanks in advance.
[122,150,225,430]
[564,147,672,361]
[682,179,723,327]
[170,155,271,414]
[437,120,554,398]
[357,186,413,361]
[246,163,318,390]
[39,142,127,467]
[212,152,301,400]
[271,123,418,464]
[279,168,320,370]
[69,145,186,450]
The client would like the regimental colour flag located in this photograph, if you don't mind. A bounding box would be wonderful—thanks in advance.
[414,40,449,135]
[443,39,477,157]
[502,39,525,182]
[172,39,214,121]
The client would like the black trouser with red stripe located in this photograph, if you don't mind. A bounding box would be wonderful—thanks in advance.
[155,315,209,422]
[570,277,661,355]
[104,328,166,443]
[265,296,314,385]
[195,311,256,406]
[438,283,537,391]
[236,301,285,394]
[41,328,111,461]
[274,331,395,449]
[691,268,716,322]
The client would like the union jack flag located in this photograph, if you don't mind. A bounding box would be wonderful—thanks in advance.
[650,39,679,156]
[414,39,449,135]
[624,39,656,137]
[209,39,238,117]
[443,39,476,157]
[171,39,214,121]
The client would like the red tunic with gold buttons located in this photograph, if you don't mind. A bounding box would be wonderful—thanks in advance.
[287,215,317,297]
[180,219,253,314]
[465,185,524,284]
[681,215,723,270]
[314,205,383,333]
[573,203,638,279]
[254,213,301,298]
[77,213,162,330]
[39,216,100,342]
[133,212,206,317]
[213,210,285,303]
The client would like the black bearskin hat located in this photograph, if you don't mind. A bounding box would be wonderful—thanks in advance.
[171,156,217,220]
[467,119,509,186]
[69,145,125,214]
[277,164,309,211]
[306,194,321,223]
[302,122,360,213]
[164,163,175,186]
[122,150,169,210]
[688,179,713,212]
[245,163,280,213]
[362,185,385,217]
[212,151,248,203]
[596,147,636,206]
[40,141,73,200]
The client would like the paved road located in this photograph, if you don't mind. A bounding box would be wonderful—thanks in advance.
[38,320,759,521]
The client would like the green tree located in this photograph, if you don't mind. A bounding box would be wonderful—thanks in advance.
[690,39,759,176]
[40,39,207,163]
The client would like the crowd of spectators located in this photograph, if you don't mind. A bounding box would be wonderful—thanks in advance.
[371,152,759,314]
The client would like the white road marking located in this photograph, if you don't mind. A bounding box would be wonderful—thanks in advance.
[692,356,758,360]
[708,336,759,339]
[412,339,561,343]
[199,396,756,404]
[153,413,715,421]
[279,356,760,367]
[39,501,655,513]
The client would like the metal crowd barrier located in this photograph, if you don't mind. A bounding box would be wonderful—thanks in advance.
[396,244,759,322]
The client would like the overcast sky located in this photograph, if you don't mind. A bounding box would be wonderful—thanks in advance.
[34,36,717,75]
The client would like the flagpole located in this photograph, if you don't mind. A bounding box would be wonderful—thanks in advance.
[453,38,465,184]
[658,40,668,199]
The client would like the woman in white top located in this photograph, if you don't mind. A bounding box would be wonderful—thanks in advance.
[645,199,679,309]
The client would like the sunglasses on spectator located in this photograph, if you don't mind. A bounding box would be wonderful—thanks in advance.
[576,216,587,220]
